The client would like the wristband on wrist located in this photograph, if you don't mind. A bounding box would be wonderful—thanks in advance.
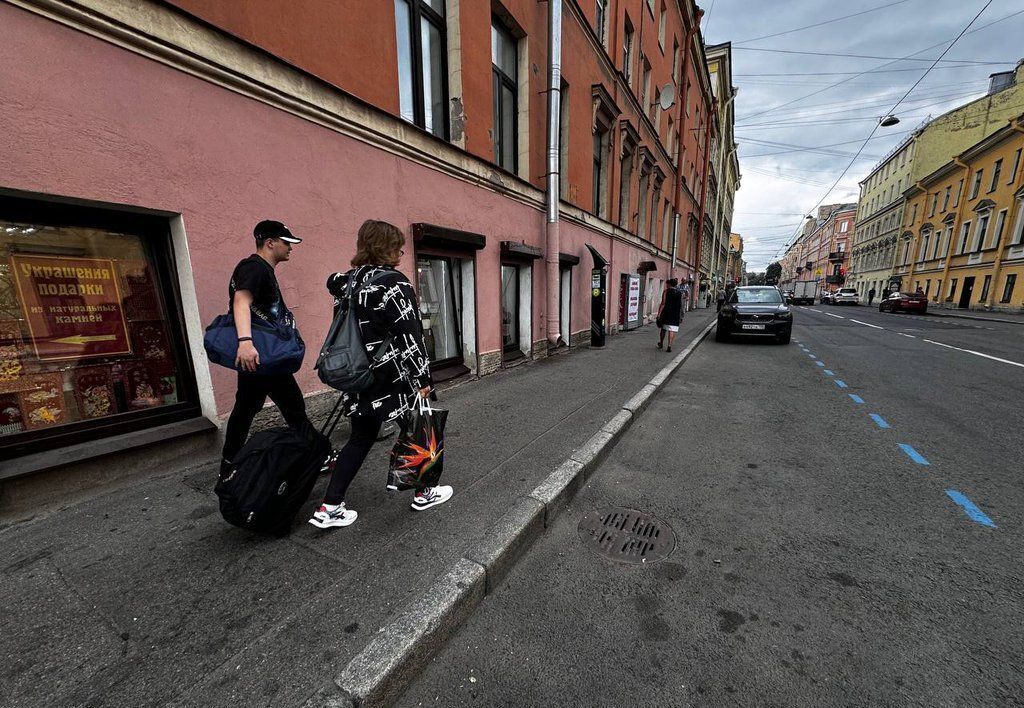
[238,336,253,342]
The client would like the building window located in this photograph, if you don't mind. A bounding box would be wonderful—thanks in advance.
[0,197,200,458]
[840,220,849,233]
[970,169,983,200]
[972,213,990,252]
[980,274,992,302]
[948,278,958,301]
[500,263,520,355]
[958,221,971,253]
[925,279,931,296]
[672,39,680,85]
[917,231,930,262]
[592,126,609,217]
[395,0,449,139]
[990,159,1003,192]
[416,256,463,366]
[619,141,635,229]
[929,193,938,217]
[941,186,951,212]
[1009,148,1022,185]
[992,209,1008,249]
[1012,198,1024,245]
[641,57,652,119]
[595,0,608,47]
[492,18,518,172]
[1001,274,1017,303]
[658,1,667,50]
[559,80,570,198]
[637,165,651,239]
[953,179,963,208]
[622,15,635,85]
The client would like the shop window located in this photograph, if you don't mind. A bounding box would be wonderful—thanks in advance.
[559,265,572,345]
[0,198,199,459]
[416,256,463,367]
[948,278,957,302]
[395,0,449,139]
[500,263,520,355]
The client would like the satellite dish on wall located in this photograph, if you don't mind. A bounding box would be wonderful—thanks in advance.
[659,84,676,111]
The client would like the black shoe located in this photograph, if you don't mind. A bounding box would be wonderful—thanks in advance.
[666,346,672,352]
[656,341,663,349]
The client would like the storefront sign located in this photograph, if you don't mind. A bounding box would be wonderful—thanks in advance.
[627,275,641,323]
[10,255,132,361]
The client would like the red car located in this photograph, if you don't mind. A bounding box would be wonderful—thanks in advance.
[879,291,928,314]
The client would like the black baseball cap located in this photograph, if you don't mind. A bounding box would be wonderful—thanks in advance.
[254,219,302,244]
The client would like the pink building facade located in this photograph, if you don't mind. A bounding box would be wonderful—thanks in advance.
[0,1,713,473]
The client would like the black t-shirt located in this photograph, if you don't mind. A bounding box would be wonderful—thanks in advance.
[229,255,285,322]
[661,288,683,325]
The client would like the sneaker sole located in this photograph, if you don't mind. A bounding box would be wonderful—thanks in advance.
[410,492,453,512]
[308,514,357,528]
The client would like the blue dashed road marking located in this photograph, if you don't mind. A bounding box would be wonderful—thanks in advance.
[834,380,848,388]
[849,394,864,404]
[869,414,891,429]
[946,490,997,528]
[815,361,825,367]
[898,444,929,465]
[823,370,834,376]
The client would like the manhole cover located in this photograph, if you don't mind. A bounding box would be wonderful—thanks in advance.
[578,507,675,565]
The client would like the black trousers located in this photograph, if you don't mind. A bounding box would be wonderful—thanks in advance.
[323,414,383,505]
[222,372,309,464]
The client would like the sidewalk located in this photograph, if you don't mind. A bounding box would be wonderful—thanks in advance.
[1,311,714,708]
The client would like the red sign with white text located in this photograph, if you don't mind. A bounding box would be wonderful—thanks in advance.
[11,255,132,361]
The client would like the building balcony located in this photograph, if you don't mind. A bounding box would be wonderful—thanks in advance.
[828,251,847,262]
[825,274,845,285]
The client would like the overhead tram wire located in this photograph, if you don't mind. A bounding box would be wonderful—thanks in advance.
[735,7,1022,125]
[733,0,910,45]
[736,64,1017,77]
[769,0,995,264]
[733,47,1008,64]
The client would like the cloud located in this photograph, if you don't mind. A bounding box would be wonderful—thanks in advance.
[705,0,1022,269]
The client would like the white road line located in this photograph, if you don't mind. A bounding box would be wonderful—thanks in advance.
[850,319,884,330]
[922,338,1024,369]
[809,308,823,313]
[825,313,845,319]
[899,333,917,338]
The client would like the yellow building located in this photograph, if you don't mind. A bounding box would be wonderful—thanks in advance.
[899,115,1024,311]
[727,232,743,284]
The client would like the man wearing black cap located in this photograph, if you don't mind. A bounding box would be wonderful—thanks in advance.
[221,220,309,474]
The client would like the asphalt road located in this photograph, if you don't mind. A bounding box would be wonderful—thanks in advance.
[398,306,1024,708]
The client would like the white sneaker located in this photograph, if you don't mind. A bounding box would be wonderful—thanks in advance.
[308,502,358,529]
[411,485,453,511]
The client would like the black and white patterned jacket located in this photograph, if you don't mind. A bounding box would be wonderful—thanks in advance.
[327,265,432,422]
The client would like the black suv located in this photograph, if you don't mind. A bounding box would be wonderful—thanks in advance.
[716,287,793,344]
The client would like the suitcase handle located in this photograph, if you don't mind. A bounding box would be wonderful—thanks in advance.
[320,395,346,438]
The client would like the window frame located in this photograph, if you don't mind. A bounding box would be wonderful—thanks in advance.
[970,169,983,200]
[491,17,519,173]
[0,195,203,461]
[1000,273,1017,303]
[989,159,1003,192]
[414,253,465,372]
[395,0,450,140]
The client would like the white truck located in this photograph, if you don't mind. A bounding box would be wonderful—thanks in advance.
[791,280,819,306]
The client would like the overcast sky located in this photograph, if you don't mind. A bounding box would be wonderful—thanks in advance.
[701,0,1024,270]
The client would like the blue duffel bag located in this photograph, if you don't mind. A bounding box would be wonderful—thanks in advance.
[204,312,305,375]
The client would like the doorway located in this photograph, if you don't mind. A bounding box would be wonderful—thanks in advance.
[958,276,975,309]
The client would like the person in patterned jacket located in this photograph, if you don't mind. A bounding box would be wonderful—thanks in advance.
[310,220,453,529]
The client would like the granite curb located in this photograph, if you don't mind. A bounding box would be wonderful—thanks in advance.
[305,318,717,707]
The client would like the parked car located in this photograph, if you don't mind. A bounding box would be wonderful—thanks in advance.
[833,288,860,305]
[783,289,795,304]
[879,291,928,314]
[820,290,834,305]
[716,286,793,344]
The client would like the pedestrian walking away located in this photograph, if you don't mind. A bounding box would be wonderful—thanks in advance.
[868,287,876,305]
[656,278,683,353]
[220,220,310,476]
[716,288,727,312]
[310,219,452,529]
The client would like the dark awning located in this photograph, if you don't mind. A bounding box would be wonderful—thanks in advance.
[637,260,657,273]
[586,244,608,269]
[412,223,486,251]
[501,241,542,260]
[559,252,581,266]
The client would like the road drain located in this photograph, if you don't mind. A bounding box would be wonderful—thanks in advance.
[578,507,675,565]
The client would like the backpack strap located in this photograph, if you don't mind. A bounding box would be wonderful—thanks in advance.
[345,268,396,306]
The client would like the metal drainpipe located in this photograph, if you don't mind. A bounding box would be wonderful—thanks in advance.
[694,99,716,306]
[544,0,563,346]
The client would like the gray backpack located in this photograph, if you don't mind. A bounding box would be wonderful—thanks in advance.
[315,270,393,392]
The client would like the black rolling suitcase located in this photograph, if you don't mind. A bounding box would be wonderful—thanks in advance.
[215,397,345,536]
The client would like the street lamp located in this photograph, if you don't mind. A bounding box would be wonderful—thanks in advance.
[879,114,900,127]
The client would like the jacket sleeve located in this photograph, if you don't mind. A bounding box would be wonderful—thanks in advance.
[374,276,432,391]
